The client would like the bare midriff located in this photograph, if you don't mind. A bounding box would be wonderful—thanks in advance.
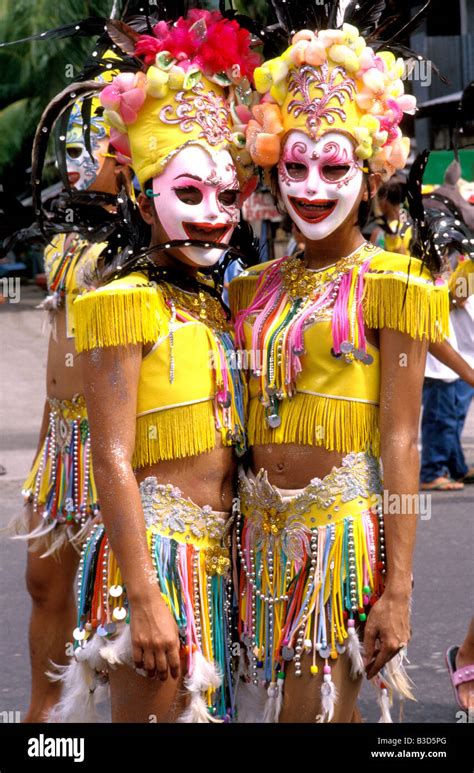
[46,308,83,399]
[135,434,237,513]
[250,444,344,489]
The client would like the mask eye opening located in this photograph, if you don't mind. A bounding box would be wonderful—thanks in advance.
[172,186,203,205]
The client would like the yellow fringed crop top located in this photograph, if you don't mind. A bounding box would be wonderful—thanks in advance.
[74,271,246,467]
[229,244,450,456]
[44,233,107,338]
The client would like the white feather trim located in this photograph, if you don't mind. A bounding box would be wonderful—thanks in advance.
[262,679,284,723]
[99,624,134,668]
[316,676,338,723]
[46,632,120,723]
[9,514,76,558]
[70,518,96,550]
[10,518,56,542]
[347,627,365,679]
[382,650,416,702]
[46,656,106,723]
[177,651,223,723]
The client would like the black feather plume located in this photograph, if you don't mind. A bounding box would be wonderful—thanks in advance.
[383,0,431,45]
[342,0,387,36]
[407,151,474,273]
[0,17,109,49]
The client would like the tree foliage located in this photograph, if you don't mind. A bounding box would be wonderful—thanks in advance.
[0,0,111,192]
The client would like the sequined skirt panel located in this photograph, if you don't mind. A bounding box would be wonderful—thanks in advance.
[22,394,98,529]
[74,477,235,721]
[236,452,386,682]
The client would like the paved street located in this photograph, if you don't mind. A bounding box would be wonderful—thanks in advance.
[0,282,473,723]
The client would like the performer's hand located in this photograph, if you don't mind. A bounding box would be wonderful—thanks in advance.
[362,590,412,680]
[129,589,181,681]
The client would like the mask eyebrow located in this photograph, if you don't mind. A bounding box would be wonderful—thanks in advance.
[174,173,202,181]
[321,141,351,165]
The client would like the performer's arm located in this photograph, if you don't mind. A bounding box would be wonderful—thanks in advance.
[363,328,428,679]
[428,339,474,386]
[79,344,180,680]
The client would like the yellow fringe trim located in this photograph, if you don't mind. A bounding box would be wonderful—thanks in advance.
[363,272,450,342]
[74,285,163,352]
[247,392,380,456]
[132,401,217,467]
[22,451,43,498]
[228,273,260,319]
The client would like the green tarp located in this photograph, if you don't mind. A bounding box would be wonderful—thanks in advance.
[423,149,474,184]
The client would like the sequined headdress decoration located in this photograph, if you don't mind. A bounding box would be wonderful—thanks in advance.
[99,9,262,194]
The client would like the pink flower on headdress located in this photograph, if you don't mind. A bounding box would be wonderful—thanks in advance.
[100,72,146,125]
[133,34,163,64]
[376,98,404,141]
[358,48,385,74]
[134,9,261,82]
[362,67,386,95]
[396,94,417,115]
[109,128,132,165]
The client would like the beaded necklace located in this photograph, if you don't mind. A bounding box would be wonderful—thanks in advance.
[235,242,380,429]
[159,278,247,456]
[160,281,232,334]
[45,235,90,305]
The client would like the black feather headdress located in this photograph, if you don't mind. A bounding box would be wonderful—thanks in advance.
[407,150,474,275]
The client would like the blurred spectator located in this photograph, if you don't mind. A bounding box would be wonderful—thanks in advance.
[429,160,474,231]
[369,179,412,255]
[420,264,474,490]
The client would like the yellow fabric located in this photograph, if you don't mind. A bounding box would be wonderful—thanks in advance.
[384,220,412,254]
[238,459,383,678]
[247,384,380,455]
[241,467,380,530]
[134,402,217,467]
[362,251,449,341]
[73,271,165,349]
[230,250,450,341]
[125,76,232,188]
[74,272,239,463]
[229,249,450,454]
[44,234,107,339]
[240,486,377,645]
[22,394,98,511]
[279,64,364,145]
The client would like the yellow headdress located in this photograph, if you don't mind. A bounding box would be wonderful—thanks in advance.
[99,9,262,192]
[246,24,417,181]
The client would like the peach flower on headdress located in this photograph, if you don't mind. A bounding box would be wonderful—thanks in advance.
[246,24,417,181]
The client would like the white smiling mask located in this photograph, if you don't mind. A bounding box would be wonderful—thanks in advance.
[278,130,364,241]
[151,144,240,267]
